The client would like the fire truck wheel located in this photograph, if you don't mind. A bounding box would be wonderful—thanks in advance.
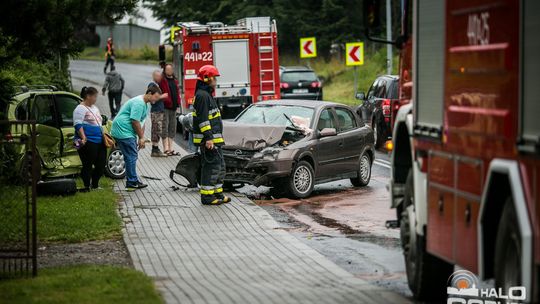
[400,171,453,300]
[494,198,522,291]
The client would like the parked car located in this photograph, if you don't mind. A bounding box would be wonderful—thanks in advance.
[222,100,374,198]
[279,66,322,100]
[5,85,126,180]
[355,75,399,148]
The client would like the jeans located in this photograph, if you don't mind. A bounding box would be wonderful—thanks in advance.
[108,91,122,117]
[115,137,139,186]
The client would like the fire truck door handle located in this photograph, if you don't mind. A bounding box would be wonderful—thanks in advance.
[438,196,444,214]
[465,203,471,224]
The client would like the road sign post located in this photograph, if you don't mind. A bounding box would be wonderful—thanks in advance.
[345,42,364,94]
[300,37,317,59]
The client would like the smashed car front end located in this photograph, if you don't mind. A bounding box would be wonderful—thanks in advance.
[223,147,296,186]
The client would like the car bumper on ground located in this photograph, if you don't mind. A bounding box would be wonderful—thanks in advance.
[224,154,293,186]
[280,92,322,100]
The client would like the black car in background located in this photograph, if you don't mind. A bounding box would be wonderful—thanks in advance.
[355,75,399,148]
[279,66,322,100]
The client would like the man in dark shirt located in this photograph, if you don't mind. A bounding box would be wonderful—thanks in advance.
[149,70,168,157]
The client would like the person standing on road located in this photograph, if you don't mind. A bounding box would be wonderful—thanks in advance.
[102,66,125,118]
[158,64,181,156]
[148,70,168,157]
[73,86,107,192]
[111,85,163,190]
[104,37,115,74]
[193,65,230,205]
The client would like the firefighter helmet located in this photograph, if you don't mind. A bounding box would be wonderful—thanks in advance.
[197,65,220,82]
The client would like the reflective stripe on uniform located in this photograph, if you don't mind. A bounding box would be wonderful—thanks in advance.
[200,125,211,132]
[215,187,223,193]
[208,112,221,120]
[193,135,224,144]
[200,189,215,195]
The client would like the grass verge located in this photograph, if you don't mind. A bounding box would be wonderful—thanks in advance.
[0,178,122,243]
[0,265,162,304]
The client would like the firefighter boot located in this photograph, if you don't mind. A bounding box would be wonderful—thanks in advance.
[201,194,223,205]
[215,188,231,203]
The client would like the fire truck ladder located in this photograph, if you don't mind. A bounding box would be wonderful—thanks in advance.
[258,31,277,96]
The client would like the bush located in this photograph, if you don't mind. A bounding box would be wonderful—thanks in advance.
[139,45,157,61]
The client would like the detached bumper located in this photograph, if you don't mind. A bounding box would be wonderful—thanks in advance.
[224,156,293,186]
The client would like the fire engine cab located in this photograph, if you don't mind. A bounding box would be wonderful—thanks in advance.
[170,17,280,119]
[365,0,540,302]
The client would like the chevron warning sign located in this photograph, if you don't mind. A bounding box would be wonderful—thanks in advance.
[300,37,317,59]
[346,42,364,66]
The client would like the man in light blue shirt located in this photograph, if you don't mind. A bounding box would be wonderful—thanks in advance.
[111,86,163,190]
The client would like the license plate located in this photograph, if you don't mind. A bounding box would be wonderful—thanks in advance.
[292,89,308,94]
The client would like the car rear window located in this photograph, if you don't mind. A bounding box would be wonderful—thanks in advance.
[281,71,318,83]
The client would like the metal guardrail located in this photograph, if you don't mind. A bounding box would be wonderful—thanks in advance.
[0,120,38,279]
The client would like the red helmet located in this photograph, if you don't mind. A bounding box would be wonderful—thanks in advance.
[197,65,220,81]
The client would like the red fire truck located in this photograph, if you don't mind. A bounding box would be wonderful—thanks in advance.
[366,0,539,301]
[169,17,280,119]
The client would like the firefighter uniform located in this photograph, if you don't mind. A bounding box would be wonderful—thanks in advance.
[192,80,229,205]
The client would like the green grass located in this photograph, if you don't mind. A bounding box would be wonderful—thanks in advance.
[78,46,171,65]
[0,178,122,243]
[0,265,163,304]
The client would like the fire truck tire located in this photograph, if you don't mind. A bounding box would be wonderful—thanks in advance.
[400,171,453,300]
[494,198,522,291]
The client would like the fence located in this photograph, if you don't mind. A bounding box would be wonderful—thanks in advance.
[0,121,38,279]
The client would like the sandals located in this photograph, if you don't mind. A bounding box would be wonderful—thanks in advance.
[165,150,181,156]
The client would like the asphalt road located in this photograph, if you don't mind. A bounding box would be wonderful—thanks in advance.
[69,59,411,301]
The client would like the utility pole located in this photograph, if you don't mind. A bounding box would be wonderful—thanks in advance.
[386,0,393,74]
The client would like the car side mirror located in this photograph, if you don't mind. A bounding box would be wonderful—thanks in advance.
[355,92,366,100]
[101,114,108,126]
[319,128,337,138]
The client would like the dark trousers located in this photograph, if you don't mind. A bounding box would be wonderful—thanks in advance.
[104,56,115,73]
[200,146,225,204]
[108,91,122,117]
[77,141,107,188]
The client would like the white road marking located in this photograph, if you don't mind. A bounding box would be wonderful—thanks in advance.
[374,160,391,169]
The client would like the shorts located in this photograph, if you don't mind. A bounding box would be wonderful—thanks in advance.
[163,108,177,139]
[151,112,165,142]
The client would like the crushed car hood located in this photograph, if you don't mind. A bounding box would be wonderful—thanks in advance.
[223,121,287,151]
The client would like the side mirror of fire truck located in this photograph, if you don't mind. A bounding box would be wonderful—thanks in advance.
[158,45,166,65]
[362,0,406,49]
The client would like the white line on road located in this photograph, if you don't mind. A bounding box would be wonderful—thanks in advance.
[374,160,391,169]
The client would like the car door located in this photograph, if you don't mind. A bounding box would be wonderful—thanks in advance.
[333,107,363,174]
[54,94,83,172]
[29,93,62,169]
[314,107,342,179]
[362,79,379,123]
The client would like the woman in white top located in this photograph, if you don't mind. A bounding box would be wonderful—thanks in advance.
[73,86,106,191]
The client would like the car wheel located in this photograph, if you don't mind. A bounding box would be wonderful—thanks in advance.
[494,198,522,292]
[284,160,314,199]
[350,152,372,187]
[105,147,126,179]
[400,171,453,300]
[373,118,385,149]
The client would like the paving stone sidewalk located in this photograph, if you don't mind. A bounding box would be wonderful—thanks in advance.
[116,138,410,304]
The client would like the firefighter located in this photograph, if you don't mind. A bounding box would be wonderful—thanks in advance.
[104,37,115,74]
[193,65,230,205]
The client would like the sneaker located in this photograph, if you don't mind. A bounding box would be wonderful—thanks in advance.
[78,187,90,193]
[151,148,167,157]
[126,182,148,190]
[136,181,148,189]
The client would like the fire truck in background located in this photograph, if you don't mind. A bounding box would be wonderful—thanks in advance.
[167,17,280,119]
[365,0,539,301]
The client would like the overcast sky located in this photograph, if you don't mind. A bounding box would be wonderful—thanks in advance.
[119,2,165,31]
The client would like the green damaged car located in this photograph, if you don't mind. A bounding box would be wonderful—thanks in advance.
[5,86,125,180]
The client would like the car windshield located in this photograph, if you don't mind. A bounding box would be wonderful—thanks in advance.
[236,104,314,129]
[281,71,318,82]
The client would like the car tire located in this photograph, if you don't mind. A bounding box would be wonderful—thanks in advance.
[283,160,315,199]
[400,171,453,301]
[105,147,126,179]
[494,198,522,292]
[373,117,385,149]
[351,152,372,187]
